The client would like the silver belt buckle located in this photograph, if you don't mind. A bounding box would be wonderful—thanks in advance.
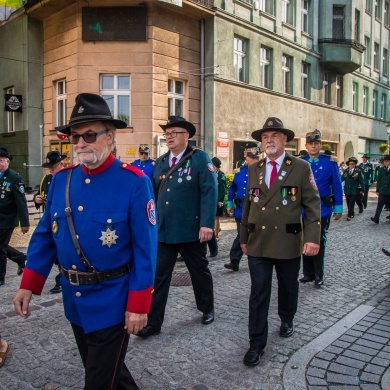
[67,270,80,286]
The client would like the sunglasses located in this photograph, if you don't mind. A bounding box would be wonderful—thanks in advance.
[139,151,149,155]
[68,129,108,144]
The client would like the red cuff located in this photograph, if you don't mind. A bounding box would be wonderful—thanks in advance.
[126,286,154,313]
[19,268,46,295]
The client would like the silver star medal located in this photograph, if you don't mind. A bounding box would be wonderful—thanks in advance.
[99,227,119,247]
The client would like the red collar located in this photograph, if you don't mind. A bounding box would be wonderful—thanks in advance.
[81,154,115,176]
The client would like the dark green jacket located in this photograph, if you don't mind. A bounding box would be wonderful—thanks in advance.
[376,166,390,195]
[153,146,217,244]
[359,162,374,185]
[0,168,30,229]
[341,168,365,195]
[216,169,226,204]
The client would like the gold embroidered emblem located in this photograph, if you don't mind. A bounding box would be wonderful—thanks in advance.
[99,227,119,247]
[285,159,292,166]
[52,220,58,234]
[78,106,84,114]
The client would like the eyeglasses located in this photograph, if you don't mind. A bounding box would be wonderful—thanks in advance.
[163,131,187,139]
[68,129,108,144]
[139,152,149,155]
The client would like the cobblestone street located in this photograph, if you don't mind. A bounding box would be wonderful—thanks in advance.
[0,188,389,390]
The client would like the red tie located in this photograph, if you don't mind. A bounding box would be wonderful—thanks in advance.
[171,157,177,167]
[269,161,278,187]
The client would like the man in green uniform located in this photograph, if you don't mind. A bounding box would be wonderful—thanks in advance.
[235,142,258,170]
[359,153,374,209]
[371,154,390,224]
[0,147,30,285]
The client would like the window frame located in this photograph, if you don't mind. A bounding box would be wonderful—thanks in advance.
[282,54,293,95]
[336,76,343,108]
[352,82,358,112]
[374,42,380,71]
[260,46,272,89]
[302,0,310,34]
[323,72,330,104]
[364,36,371,65]
[56,80,67,128]
[301,62,310,99]
[372,89,378,117]
[380,93,386,119]
[383,48,389,76]
[5,87,15,133]
[282,0,295,26]
[260,0,274,14]
[234,36,247,83]
[363,86,369,114]
[168,79,185,117]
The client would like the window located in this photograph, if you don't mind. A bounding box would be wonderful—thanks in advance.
[336,76,343,108]
[168,79,185,117]
[100,75,130,125]
[282,55,292,95]
[56,80,67,127]
[5,87,15,133]
[355,10,360,42]
[363,87,369,114]
[352,82,358,112]
[385,1,390,25]
[302,0,310,33]
[383,48,389,75]
[260,47,272,89]
[381,93,386,119]
[234,37,247,82]
[375,0,382,19]
[366,0,372,13]
[364,36,371,64]
[282,0,294,25]
[333,6,345,39]
[323,72,330,104]
[260,0,274,14]
[372,90,378,116]
[301,62,309,99]
[374,43,380,70]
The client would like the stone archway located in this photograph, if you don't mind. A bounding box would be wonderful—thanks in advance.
[344,141,354,162]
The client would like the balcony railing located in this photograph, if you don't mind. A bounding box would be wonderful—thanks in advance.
[318,38,365,53]
[189,0,215,8]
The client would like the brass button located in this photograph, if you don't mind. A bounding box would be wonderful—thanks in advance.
[72,265,77,270]
[123,163,127,167]
[75,292,81,297]
[78,206,83,212]
[262,207,265,210]
[167,189,170,192]
[169,176,173,179]
[276,207,279,210]
[85,178,91,184]
[166,201,169,205]
[107,219,112,224]
[262,226,266,230]
[274,226,278,229]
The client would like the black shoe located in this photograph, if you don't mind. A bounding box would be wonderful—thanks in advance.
[386,215,390,220]
[17,260,25,276]
[299,276,314,283]
[382,248,390,257]
[209,252,218,258]
[135,325,161,338]
[280,322,294,338]
[359,209,364,214]
[0,280,4,286]
[224,262,239,271]
[371,217,379,224]
[50,285,62,294]
[201,312,214,325]
[314,276,324,286]
[243,347,264,367]
[346,217,351,221]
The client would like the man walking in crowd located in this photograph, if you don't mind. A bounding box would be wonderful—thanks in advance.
[299,129,343,287]
[240,117,320,367]
[341,157,365,221]
[0,147,30,286]
[207,157,226,258]
[235,141,258,170]
[136,115,217,338]
[34,150,67,293]
[14,93,157,390]
[371,154,390,224]
[131,144,155,181]
[359,153,374,209]
[224,146,260,272]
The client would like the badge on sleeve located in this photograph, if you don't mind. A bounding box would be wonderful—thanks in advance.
[147,199,156,225]
[207,163,215,172]
[309,173,317,189]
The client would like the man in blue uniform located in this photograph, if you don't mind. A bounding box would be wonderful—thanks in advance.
[224,146,260,271]
[299,130,343,286]
[235,141,258,170]
[136,115,217,338]
[131,144,155,181]
[359,153,374,209]
[0,147,30,285]
[14,93,157,390]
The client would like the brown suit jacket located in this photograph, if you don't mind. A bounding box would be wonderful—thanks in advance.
[240,153,321,259]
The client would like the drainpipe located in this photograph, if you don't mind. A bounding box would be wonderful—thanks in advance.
[24,124,43,168]
[200,19,205,150]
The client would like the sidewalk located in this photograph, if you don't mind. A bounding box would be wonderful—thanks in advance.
[0,189,389,389]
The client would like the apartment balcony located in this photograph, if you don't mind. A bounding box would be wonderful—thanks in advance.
[318,39,365,74]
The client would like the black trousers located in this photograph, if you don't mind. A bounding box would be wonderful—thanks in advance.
[207,233,218,255]
[229,218,243,264]
[345,194,360,217]
[148,241,214,329]
[362,185,370,208]
[247,256,300,350]
[302,215,330,279]
[71,322,139,390]
[0,228,15,281]
[374,194,390,220]
[6,245,26,262]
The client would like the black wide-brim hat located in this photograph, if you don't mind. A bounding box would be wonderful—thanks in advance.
[347,157,358,164]
[384,154,390,161]
[361,154,370,159]
[55,93,128,135]
[0,147,12,160]
[159,116,196,138]
[42,151,67,168]
[252,117,295,142]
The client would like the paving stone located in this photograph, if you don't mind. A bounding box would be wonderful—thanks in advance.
[334,356,366,370]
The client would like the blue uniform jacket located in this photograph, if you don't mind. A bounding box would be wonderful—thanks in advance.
[303,154,343,217]
[20,154,157,333]
[227,165,249,220]
[131,158,155,181]
[153,146,217,244]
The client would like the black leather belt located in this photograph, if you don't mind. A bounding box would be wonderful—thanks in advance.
[61,264,130,286]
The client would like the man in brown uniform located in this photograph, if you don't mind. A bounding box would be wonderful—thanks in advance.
[240,117,321,366]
